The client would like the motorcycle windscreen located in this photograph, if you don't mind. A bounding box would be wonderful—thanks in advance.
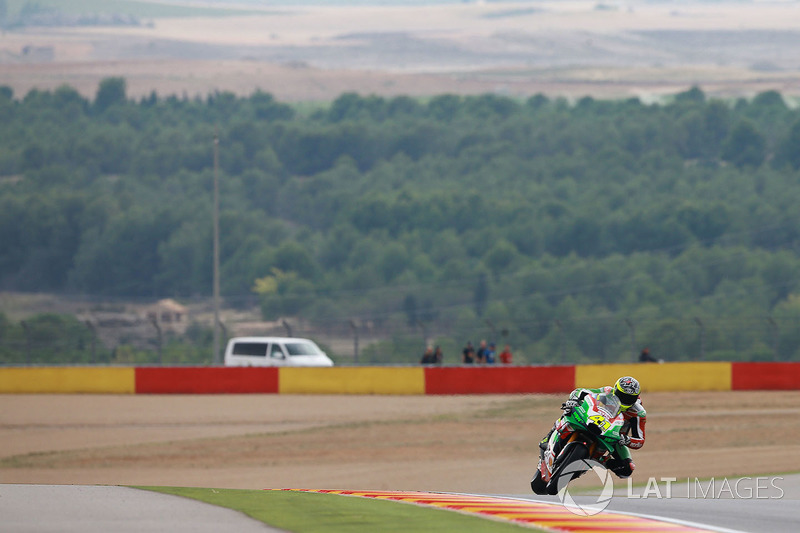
[595,392,621,418]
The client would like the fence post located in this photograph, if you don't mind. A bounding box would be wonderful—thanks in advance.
[21,320,31,365]
[220,321,228,346]
[694,317,705,360]
[84,320,97,364]
[554,320,565,364]
[149,315,163,364]
[417,320,428,349]
[349,319,359,364]
[767,317,779,361]
[625,318,637,362]
[282,319,293,338]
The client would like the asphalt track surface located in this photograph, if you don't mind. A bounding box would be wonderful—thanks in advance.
[513,495,797,533]
[512,472,800,533]
[0,485,283,533]
[2,477,798,532]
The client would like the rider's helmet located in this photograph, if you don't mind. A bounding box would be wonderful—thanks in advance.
[614,376,640,408]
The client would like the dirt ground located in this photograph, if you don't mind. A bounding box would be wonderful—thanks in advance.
[2,391,799,493]
[1,2,800,102]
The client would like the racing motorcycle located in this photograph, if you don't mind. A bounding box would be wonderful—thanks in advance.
[531,391,625,495]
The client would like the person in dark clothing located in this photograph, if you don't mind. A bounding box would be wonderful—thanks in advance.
[421,346,436,365]
[639,347,658,363]
[475,340,488,364]
[462,341,475,364]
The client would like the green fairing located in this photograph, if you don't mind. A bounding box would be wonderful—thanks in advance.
[563,393,625,455]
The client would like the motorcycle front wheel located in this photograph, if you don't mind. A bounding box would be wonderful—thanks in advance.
[530,467,548,494]
[545,443,590,495]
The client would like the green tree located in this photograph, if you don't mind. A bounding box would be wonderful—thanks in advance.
[68,209,177,296]
[254,268,315,319]
[483,240,519,278]
[94,77,127,113]
[721,120,766,168]
[378,242,409,282]
[403,294,418,327]
[474,273,489,318]
[274,241,318,280]
[674,86,706,104]
[751,90,786,109]
[774,119,800,170]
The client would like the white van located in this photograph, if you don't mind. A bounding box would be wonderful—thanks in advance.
[224,337,334,367]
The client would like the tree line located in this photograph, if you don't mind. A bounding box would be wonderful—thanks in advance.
[2,78,800,363]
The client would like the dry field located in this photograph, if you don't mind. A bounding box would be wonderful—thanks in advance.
[2,391,799,493]
[1,1,800,102]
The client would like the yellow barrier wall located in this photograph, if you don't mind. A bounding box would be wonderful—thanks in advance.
[575,362,732,392]
[0,367,136,393]
[279,367,425,395]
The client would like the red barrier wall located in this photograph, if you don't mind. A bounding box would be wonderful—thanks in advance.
[424,366,575,395]
[732,362,800,390]
[135,367,279,394]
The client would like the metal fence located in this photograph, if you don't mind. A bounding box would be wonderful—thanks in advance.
[2,310,798,366]
[293,314,800,366]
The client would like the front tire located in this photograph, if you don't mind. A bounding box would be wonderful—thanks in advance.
[531,468,548,495]
[545,443,590,495]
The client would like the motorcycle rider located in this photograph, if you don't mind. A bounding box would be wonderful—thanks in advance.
[539,376,646,478]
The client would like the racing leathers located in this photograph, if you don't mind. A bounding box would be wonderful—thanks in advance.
[542,386,646,478]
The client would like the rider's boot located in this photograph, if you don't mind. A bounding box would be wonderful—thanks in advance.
[606,457,635,478]
[539,428,554,451]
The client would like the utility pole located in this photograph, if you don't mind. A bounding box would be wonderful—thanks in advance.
[212,130,221,364]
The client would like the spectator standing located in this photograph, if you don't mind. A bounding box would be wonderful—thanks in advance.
[485,342,497,364]
[639,347,658,363]
[420,346,435,365]
[462,341,475,364]
[475,340,488,364]
[434,346,443,365]
[499,344,513,364]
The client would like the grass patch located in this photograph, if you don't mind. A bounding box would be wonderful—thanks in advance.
[136,486,539,533]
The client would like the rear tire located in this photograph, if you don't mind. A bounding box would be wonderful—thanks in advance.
[545,443,590,495]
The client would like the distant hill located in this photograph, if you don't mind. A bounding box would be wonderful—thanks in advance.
[1,81,800,363]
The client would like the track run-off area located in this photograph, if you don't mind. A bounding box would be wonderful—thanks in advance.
[4,483,800,532]
[277,489,727,532]
[3,362,800,531]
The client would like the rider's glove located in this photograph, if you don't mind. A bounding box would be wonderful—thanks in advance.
[619,434,632,447]
[561,399,579,414]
